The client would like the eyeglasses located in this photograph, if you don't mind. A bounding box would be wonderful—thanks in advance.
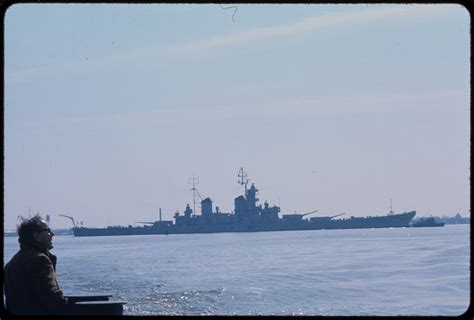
[36,228,53,235]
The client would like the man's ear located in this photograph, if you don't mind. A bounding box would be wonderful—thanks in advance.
[32,232,40,241]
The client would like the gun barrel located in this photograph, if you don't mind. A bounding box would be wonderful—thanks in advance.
[302,210,318,216]
[329,213,346,219]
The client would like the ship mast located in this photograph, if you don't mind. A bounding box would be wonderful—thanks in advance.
[238,167,249,195]
[189,173,200,215]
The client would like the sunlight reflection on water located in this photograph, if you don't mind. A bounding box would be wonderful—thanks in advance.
[3,225,470,316]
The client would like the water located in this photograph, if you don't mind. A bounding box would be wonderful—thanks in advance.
[3,225,470,316]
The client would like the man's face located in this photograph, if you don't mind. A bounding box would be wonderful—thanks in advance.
[33,220,54,250]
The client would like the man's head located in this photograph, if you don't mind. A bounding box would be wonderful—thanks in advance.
[17,215,55,250]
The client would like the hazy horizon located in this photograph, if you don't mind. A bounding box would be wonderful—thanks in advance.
[4,3,470,230]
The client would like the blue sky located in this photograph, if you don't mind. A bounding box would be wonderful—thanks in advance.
[4,4,470,229]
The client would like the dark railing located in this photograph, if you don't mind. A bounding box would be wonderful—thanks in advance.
[65,294,126,315]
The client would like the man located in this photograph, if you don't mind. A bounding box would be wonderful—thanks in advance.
[4,215,70,315]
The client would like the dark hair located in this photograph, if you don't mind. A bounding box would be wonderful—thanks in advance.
[17,214,46,245]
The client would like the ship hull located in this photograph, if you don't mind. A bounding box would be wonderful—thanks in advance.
[73,211,416,237]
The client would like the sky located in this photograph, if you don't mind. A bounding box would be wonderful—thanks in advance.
[4,3,470,230]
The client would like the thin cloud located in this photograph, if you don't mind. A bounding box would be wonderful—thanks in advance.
[141,89,469,123]
[7,4,445,83]
[49,89,469,126]
[164,4,432,55]
[10,88,466,130]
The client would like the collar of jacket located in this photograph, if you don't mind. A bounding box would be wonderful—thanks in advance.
[19,242,57,266]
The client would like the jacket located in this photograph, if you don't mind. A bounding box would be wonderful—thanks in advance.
[4,243,69,315]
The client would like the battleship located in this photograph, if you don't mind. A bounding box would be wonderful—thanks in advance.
[70,168,416,237]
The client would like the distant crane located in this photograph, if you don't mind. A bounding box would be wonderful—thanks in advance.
[59,214,76,228]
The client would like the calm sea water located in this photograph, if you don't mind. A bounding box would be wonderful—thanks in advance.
[3,225,470,316]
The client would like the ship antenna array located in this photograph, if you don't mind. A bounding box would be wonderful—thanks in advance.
[189,173,203,215]
[238,167,250,194]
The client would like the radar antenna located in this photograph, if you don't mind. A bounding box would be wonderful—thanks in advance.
[189,173,203,214]
[238,167,250,194]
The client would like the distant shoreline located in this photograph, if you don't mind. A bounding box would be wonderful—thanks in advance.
[4,228,73,237]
